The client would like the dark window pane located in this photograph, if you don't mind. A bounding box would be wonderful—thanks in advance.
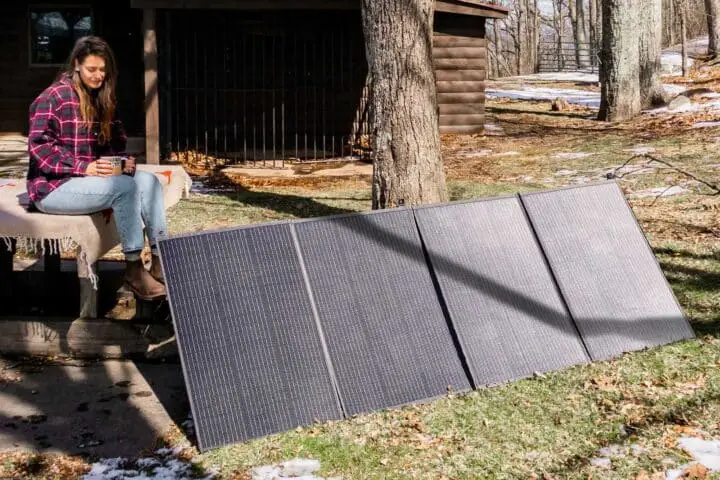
[30,8,93,65]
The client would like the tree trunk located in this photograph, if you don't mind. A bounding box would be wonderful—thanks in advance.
[598,0,641,121]
[555,0,565,70]
[589,0,598,67]
[493,19,502,77]
[576,0,590,68]
[679,0,687,76]
[639,0,667,107]
[706,0,720,57]
[517,1,524,74]
[361,0,447,209]
[666,0,676,46]
[569,0,579,66]
[533,0,540,71]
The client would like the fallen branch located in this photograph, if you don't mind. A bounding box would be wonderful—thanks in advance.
[608,153,720,195]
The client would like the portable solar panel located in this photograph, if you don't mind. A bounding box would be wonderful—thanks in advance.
[520,182,694,360]
[293,209,472,416]
[413,196,590,387]
[158,224,343,450]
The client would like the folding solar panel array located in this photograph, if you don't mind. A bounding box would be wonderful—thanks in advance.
[158,181,695,451]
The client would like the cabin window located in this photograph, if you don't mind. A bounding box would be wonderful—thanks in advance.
[29,7,93,66]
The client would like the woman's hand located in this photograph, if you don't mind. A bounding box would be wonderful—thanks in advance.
[123,156,136,174]
[85,160,115,177]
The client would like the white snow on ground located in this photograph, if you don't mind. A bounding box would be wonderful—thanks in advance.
[553,152,594,160]
[645,99,720,115]
[660,52,695,76]
[251,458,340,480]
[666,437,720,479]
[629,185,690,198]
[624,147,657,155]
[692,121,720,128]
[82,448,216,480]
[485,84,688,110]
[488,36,709,109]
[485,87,601,108]
[460,149,493,157]
[511,71,600,83]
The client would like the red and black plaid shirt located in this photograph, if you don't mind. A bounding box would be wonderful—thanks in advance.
[26,76,127,204]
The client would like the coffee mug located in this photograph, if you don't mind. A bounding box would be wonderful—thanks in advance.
[99,156,124,176]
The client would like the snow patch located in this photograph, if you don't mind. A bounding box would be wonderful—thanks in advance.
[510,71,600,83]
[623,147,656,155]
[692,121,720,129]
[679,437,720,471]
[494,151,521,157]
[250,458,339,480]
[629,185,689,198]
[486,86,601,108]
[460,149,493,158]
[553,152,594,160]
[82,449,214,480]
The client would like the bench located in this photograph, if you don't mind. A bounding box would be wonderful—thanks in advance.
[0,164,191,318]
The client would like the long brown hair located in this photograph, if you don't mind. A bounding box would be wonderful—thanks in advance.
[60,36,118,145]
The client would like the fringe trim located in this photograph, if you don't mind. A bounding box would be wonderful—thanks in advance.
[1,235,99,290]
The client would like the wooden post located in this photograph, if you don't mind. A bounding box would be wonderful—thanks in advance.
[76,249,98,319]
[144,8,160,165]
[43,240,61,273]
[0,239,16,310]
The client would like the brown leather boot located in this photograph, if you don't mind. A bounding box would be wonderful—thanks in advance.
[149,254,165,284]
[124,260,166,300]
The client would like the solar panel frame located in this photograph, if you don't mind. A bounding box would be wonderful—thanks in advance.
[519,181,695,360]
[292,208,473,416]
[413,195,591,387]
[158,222,344,450]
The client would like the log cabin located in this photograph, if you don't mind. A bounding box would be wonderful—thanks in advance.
[0,0,508,163]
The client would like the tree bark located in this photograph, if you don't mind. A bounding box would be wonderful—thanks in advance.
[555,0,565,70]
[576,0,590,68]
[589,0,598,67]
[639,0,667,107]
[361,0,447,209]
[679,0,687,76]
[598,0,641,121]
[493,19,502,77]
[705,0,720,57]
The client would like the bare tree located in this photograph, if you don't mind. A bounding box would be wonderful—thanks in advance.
[639,0,668,107]
[574,0,591,68]
[589,0,599,66]
[677,0,688,76]
[706,0,720,58]
[361,0,447,209]
[599,0,641,121]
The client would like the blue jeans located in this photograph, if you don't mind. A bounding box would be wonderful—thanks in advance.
[35,171,168,254]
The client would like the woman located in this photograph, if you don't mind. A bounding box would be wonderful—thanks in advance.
[26,36,166,301]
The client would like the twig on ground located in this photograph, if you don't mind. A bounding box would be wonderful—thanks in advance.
[608,153,720,196]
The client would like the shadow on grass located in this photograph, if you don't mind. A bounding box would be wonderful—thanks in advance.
[209,185,363,219]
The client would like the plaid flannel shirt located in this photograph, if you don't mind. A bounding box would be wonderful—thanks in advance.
[26,76,128,204]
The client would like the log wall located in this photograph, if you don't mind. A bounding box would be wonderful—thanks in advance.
[433,13,487,134]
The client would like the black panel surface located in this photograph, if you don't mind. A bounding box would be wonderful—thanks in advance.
[414,197,590,387]
[293,209,471,416]
[520,182,694,360]
[158,224,343,450]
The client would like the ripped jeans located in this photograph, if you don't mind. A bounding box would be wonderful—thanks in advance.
[35,171,168,254]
